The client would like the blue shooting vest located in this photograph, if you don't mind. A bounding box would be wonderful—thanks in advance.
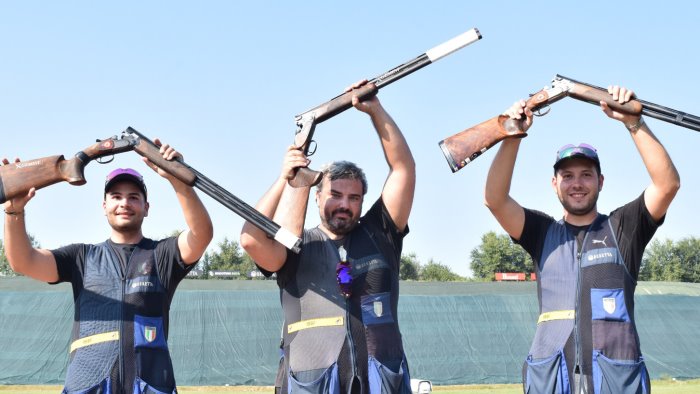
[524,215,649,394]
[62,239,177,394]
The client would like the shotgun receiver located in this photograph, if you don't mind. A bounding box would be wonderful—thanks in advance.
[439,74,700,172]
[0,135,138,203]
[290,27,482,187]
[123,127,302,253]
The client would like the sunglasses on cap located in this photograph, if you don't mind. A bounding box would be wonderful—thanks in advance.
[554,143,600,171]
[336,245,352,298]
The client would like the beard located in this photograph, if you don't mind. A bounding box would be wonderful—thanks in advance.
[559,189,599,216]
[321,208,358,236]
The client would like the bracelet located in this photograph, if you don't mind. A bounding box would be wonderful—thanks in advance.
[625,117,645,132]
[4,209,24,216]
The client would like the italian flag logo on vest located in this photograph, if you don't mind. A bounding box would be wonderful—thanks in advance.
[144,326,157,343]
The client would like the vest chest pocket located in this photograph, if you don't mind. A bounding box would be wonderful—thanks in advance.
[133,315,175,393]
[591,288,629,322]
[361,292,394,326]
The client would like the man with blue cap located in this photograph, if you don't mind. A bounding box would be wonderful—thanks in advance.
[484,85,680,394]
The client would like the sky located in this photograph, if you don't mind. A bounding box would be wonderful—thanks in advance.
[1,1,698,277]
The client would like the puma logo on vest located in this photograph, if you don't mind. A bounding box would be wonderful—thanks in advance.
[592,236,608,247]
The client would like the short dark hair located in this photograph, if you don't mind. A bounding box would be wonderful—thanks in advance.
[317,161,368,195]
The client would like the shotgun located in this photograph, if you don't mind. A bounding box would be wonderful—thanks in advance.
[123,127,302,253]
[290,27,482,187]
[438,74,700,172]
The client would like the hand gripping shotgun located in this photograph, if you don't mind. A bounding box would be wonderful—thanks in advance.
[438,74,700,172]
[290,27,482,187]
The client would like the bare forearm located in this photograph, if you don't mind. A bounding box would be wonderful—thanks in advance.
[173,184,213,243]
[629,122,680,192]
[369,107,415,172]
[485,139,520,208]
[240,177,296,271]
[4,213,58,281]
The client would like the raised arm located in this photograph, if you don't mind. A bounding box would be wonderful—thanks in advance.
[2,158,59,282]
[350,81,415,231]
[240,147,311,272]
[484,100,532,240]
[144,139,213,265]
[600,86,680,221]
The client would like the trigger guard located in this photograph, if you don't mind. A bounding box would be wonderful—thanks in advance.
[307,140,317,156]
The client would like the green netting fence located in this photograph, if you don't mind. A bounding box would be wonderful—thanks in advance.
[1,278,698,386]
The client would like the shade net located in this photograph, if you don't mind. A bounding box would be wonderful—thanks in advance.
[1,278,698,385]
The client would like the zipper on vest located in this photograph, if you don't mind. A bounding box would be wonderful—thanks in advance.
[574,249,582,383]
[119,275,126,391]
[114,243,131,392]
[344,298,359,382]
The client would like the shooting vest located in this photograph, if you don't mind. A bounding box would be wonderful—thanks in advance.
[280,225,411,394]
[524,215,649,394]
[63,239,177,394]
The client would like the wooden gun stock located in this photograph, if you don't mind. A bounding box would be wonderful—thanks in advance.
[0,155,82,204]
[439,115,528,172]
[0,137,137,204]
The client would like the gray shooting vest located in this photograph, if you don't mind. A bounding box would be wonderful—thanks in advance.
[279,225,411,394]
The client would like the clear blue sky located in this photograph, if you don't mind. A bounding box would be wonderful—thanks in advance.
[1,1,698,277]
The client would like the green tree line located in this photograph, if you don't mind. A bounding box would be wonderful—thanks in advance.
[469,232,700,283]
[3,234,699,282]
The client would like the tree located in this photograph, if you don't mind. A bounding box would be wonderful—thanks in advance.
[641,237,700,282]
[470,231,533,280]
[208,237,244,272]
[420,259,463,281]
[677,237,700,283]
[400,253,420,281]
[0,234,40,277]
[0,239,10,277]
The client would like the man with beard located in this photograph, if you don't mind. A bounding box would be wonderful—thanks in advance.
[484,85,680,394]
[2,139,213,394]
[241,80,415,394]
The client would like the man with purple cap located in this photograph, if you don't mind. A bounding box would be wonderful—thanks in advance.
[2,138,213,394]
[484,85,680,394]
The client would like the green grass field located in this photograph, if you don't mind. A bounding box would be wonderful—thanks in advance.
[1,379,699,393]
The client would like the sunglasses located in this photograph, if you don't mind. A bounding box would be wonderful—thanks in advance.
[336,246,352,298]
[555,143,599,162]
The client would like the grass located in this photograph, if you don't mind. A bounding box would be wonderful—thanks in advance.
[1,379,699,393]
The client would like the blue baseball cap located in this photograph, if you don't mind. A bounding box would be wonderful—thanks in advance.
[104,168,147,200]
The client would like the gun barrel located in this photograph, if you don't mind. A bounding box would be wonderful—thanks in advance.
[190,169,302,253]
[371,27,482,90]
[556,74,700,132]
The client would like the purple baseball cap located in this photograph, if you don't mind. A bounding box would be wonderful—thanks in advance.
[104,168,147,200]
[553,143,601,174]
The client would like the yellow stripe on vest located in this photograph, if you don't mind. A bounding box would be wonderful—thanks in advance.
[538,310,575,324]
[287,316,344,334]
[70,331,120,353]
